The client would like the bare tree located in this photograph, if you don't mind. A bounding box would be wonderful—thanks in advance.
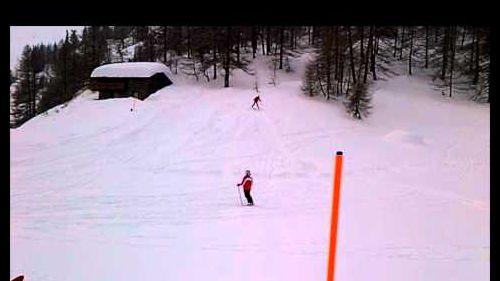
[363,26,374,83]
[212,27,218,80]
[393,27,398,57]
[251,26,257,58]
[473,27,480,84]
[425,26,429,68]
[266,26,272,55]
[441,27,450,81]
[279,26,284,69]
[449,26,457,97]
[360,26,365,64]
[371,27,378,81]
[469,27,476,73]
[409,27,414,75]
[347,26,357,85]
[162,26,168,63]
[224,26,231,87]
[259,27,266,55]
[399,26,405,60]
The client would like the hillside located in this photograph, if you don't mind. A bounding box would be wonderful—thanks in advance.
[10,53,490,281]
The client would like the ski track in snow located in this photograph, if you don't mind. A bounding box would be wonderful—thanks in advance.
[10,57,489,281]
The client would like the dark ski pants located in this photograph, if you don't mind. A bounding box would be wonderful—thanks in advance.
[252,102,259,110]
[244,189,254,204]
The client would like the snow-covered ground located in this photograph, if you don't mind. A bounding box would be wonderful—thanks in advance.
[10,54,489,281]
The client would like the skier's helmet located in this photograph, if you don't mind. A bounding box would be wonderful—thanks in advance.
[245,170,251,175]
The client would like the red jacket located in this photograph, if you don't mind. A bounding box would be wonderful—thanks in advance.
[240,175,253,191]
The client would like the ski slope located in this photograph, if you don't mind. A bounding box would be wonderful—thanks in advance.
[10,55,489,281]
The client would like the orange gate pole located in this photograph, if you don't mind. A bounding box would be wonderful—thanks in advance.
[326,151,344,281]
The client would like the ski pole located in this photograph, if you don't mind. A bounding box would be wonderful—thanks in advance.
[236,185,244,206]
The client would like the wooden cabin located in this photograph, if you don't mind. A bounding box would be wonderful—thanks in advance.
[89,62,172,100]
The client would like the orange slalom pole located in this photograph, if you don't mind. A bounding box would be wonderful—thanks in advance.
[326,151,344,281]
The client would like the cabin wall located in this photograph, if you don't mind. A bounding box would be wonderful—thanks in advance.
[90,74,172,100]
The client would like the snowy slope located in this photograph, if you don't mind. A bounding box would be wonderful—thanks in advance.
[10,54,489,281]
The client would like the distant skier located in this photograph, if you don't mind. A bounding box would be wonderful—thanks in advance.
[237,170,254,206]
[251,95,262,110]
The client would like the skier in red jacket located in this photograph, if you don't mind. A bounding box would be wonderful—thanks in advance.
[237,170,254,206]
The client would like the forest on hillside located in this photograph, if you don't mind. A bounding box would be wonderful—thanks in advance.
[10,26,490,128]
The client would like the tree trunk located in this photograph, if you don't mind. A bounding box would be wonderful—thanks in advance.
[163,26,167,63]
[393,27,398,57]
[308,26,311,45]
[266,26,271,55]
[340,53,345,94]
[92,27,98,68]
[119,37,125,62]
[334,26,340,92]
[192,55,198,81]
[63,47,68,100]
[224,26,231,88]
[260,29,266,55]
[293,28,300,50]
[92,27,101,68]
[441,27,449,81]
[347,26,357,85]
[360,26,364,64]
[31,68,36,118]
[449,27,456,97]
[473,28,480,85]
[312,26,316,45]
[363,26,373,83]
[187,27,192,59]
[149,36,155,62]
[400,26,405,60]
[236,30,241,64]
[213,27,217,80]
[487,57,490,103]
[252,26,257,58]
[470,27,475,73]
[371,34,377,81]
[279,26,284,69]
[409,27,414,75]
[461,26,466,47]
[326,27,333,98]
[174,57,178,74]
[425,26,429,68]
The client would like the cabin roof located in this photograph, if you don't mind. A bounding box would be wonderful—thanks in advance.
[90,62,170,78]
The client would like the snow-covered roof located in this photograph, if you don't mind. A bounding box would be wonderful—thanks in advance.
[90,62,170,78]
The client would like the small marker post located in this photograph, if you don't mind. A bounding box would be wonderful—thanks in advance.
[326,151,344,281]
